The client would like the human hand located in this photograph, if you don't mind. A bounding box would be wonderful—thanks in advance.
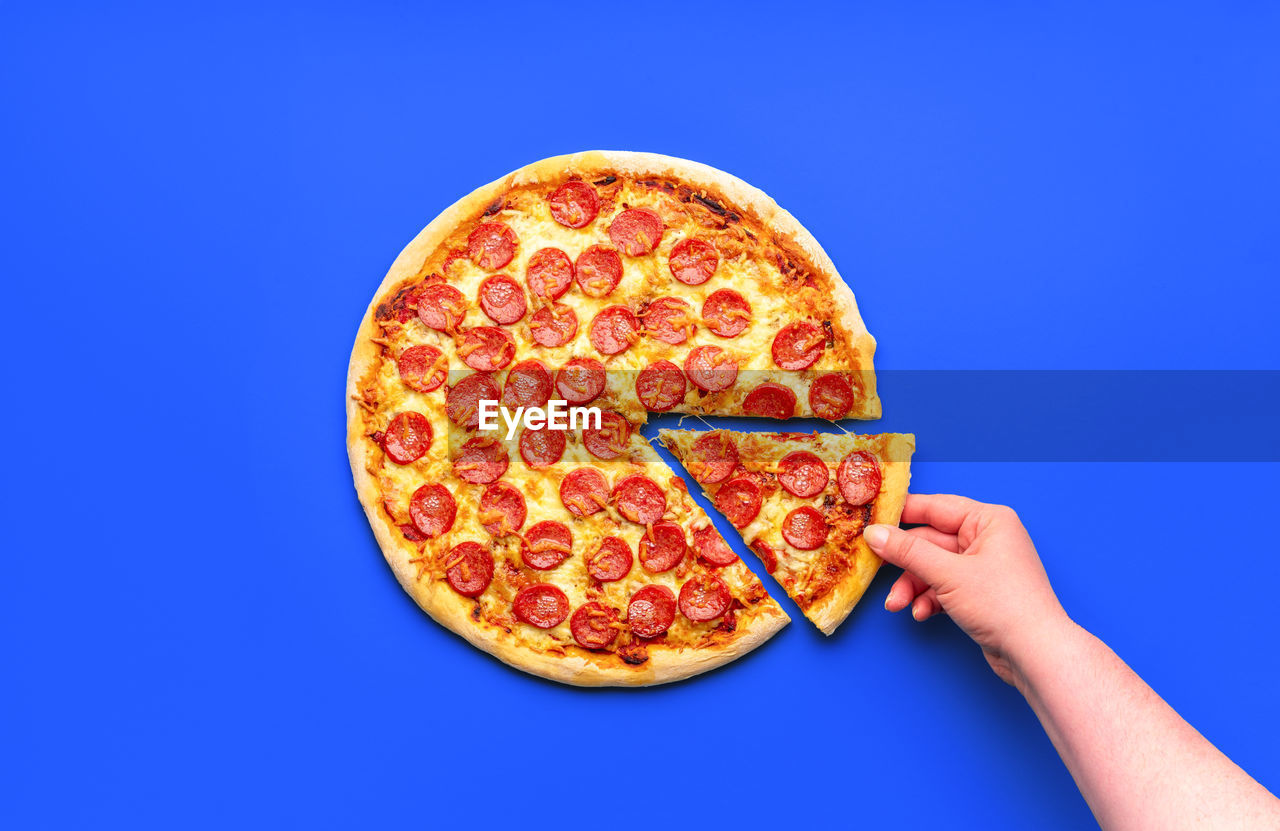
[865,494,1071,685]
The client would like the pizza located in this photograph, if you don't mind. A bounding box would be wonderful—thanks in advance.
[661,429,915,634]
[347,150,887,685]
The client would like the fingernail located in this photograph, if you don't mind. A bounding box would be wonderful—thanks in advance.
[865,524,889,550]
[912,604,924,621]
[884,591,894,611]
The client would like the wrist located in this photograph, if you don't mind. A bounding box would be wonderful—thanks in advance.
[1004,611,1082,694]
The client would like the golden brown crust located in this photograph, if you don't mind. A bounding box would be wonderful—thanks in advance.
[348,151,887,684]
[805,433,913,634]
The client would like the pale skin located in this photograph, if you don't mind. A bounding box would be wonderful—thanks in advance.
[865,493,1280,831]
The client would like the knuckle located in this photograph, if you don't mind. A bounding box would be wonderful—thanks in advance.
[990,504,1019,523]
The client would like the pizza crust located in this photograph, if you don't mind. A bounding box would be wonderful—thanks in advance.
[804,432,915,635]
[348,151,880,685]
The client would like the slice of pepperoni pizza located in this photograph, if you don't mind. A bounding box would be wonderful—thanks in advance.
[660,428,915,635]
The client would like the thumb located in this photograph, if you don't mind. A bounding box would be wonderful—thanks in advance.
[865,524,955,588]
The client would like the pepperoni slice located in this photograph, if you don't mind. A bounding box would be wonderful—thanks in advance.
[692,525,738,566]
[478,275,527,324]
[582,411,631,460]
[453,437,509,484]
[397,344,446,393]
[444,541,493,597]
[459,326,515,371]
[519,425,566,468]
[683,346,739,392]
[749,540,778,573]
[668,238,719,285]
[743,382,797,420]
[588,536,633,582]
[641,297,695,345]
[500,360,552,409]
[525,247,574,300]
[521,520,573,570]
[554,358,606,404]
[382,412,432,464]
[570,602,619,649]
[777,451,829,498]
[513,584,570,629]
[559,467,609,517]
[639,521,687,573]
[612,474,666,525]
[479,481,526,536]
[781,506,829,550]
[702,289,752,338]
[548,181,600,228]
[809,372,855,420]
[588,305,638,355]
[678,574,732,622]
[468,221,517,270]
[409,483,456,538]
[686,431,739,484]
[635,360,686,412]
[772,321,826,370]
[714,477,762,528]
[609,208,664,256]
[417,284,467,331]
[628,585,676,638]
[528,303,578,347]
[446,373,500,430]
[837,450,882,506]
[574,245,623,297]
[400,524,428,543]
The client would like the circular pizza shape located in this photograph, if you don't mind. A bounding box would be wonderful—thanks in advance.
[347,151,887,686]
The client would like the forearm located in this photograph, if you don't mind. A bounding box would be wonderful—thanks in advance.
[1011,619,1280,830]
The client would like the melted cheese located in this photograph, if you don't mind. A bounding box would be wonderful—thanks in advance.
[356,175,894,658]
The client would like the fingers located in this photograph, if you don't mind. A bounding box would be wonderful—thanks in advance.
[905,524,960,553]
[885,572,943,621]
[900,493,985,534]
[885,570,926,612]
[911,589,941,621]
[865,523,955,587]
[885,528,956,615]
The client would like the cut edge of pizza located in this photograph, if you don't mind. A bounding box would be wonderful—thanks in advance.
[660,428,915,635]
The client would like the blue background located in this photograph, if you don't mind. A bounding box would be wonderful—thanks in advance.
[3,2,1278,828]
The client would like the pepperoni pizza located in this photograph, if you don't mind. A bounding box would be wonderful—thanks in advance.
[661,429,915,635]
[348,151,886,685]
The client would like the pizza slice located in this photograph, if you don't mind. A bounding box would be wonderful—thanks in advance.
[660,428,914,634]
